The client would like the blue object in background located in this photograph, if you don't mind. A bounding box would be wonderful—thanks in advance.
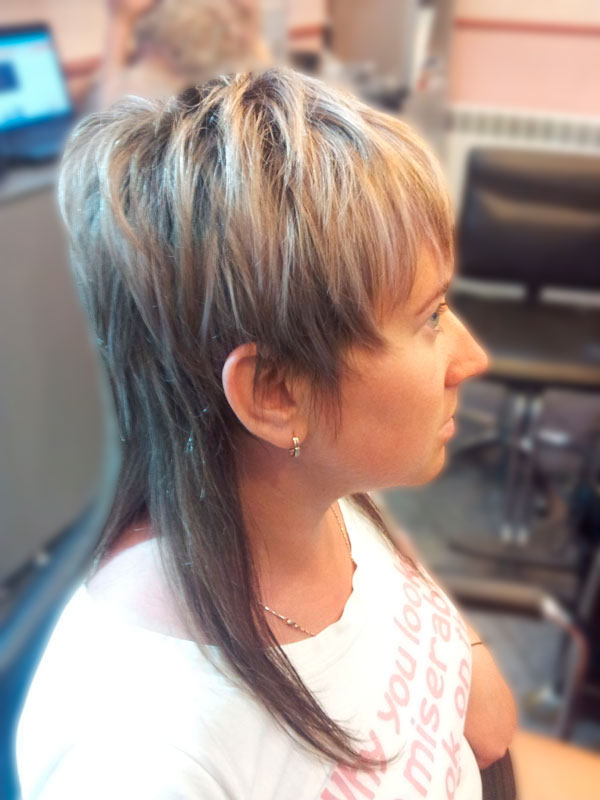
[0,29,71,132]
[0,63,18,93]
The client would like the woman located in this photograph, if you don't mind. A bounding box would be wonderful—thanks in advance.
[17,68,515,799]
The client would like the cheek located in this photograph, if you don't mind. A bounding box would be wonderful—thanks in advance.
[342,355,443,463]
[371,351,441,422]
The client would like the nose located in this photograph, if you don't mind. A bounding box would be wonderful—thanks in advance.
[445,312,489,387]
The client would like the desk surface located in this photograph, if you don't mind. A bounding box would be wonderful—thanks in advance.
[0,162,58,206]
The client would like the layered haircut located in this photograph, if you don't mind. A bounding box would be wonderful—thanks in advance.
[58,68,453,769]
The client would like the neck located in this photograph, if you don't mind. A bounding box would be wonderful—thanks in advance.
[237,435,347,599]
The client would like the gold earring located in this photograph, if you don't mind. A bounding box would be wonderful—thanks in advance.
[289,436,300,458]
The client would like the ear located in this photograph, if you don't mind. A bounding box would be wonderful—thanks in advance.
[222,343,308,451]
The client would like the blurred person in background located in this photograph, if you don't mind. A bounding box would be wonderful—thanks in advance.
[94,0,270,107]
[17,67,515,798]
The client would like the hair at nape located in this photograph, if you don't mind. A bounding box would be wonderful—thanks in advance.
[58,67,451,769]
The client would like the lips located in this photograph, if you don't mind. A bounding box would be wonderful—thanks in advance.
[441,416,455,438]
[444,409,456,426]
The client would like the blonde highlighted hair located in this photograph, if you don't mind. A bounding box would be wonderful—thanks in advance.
[59,67,452,769]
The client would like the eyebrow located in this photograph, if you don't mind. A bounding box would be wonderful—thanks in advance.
[415,281,450,316]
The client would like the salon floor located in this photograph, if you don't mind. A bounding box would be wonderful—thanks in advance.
[382,444,600,753]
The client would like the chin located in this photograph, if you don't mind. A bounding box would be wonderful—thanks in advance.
[407,447,447,487]
[359,445,449,493]
[370,451,446,492]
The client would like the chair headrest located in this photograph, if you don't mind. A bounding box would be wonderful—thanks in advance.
[458,148,600,292]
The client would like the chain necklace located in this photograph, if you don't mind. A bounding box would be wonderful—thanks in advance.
[262,505,353,638]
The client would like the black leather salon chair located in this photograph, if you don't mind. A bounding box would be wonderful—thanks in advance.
[451,147,600,393]
[442,149,600,742]
[448,148,600,555]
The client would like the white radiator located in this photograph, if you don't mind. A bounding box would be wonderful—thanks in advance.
[445,104,600,211]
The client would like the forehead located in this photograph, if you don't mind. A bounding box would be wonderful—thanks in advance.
[407,249,453,314]
[371,247,452,334]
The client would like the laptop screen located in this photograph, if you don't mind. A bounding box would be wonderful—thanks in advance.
[0,27,72,132]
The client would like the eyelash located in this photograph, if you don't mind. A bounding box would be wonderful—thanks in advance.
[428,302,449,333]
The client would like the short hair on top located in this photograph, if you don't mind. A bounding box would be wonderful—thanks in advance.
[59,67,452,770]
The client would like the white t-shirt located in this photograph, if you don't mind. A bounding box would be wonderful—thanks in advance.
[17,499,482,800]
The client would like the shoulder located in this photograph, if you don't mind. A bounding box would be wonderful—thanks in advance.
[86,521,193,640]
[19,735,230,800]
[17,587,256,800]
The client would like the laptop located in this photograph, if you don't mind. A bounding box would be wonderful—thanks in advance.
[0,22,75,162]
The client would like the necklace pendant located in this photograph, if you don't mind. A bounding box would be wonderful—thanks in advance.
[286,618,294,627]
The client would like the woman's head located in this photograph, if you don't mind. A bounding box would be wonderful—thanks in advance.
[60,68,455,457]
[58,67,484,767]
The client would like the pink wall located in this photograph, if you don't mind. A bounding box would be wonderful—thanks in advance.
[450,20,600,115]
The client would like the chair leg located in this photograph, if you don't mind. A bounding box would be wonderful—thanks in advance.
[501,394,530,542]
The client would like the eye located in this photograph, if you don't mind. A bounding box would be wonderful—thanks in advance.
[427,301,449,332]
